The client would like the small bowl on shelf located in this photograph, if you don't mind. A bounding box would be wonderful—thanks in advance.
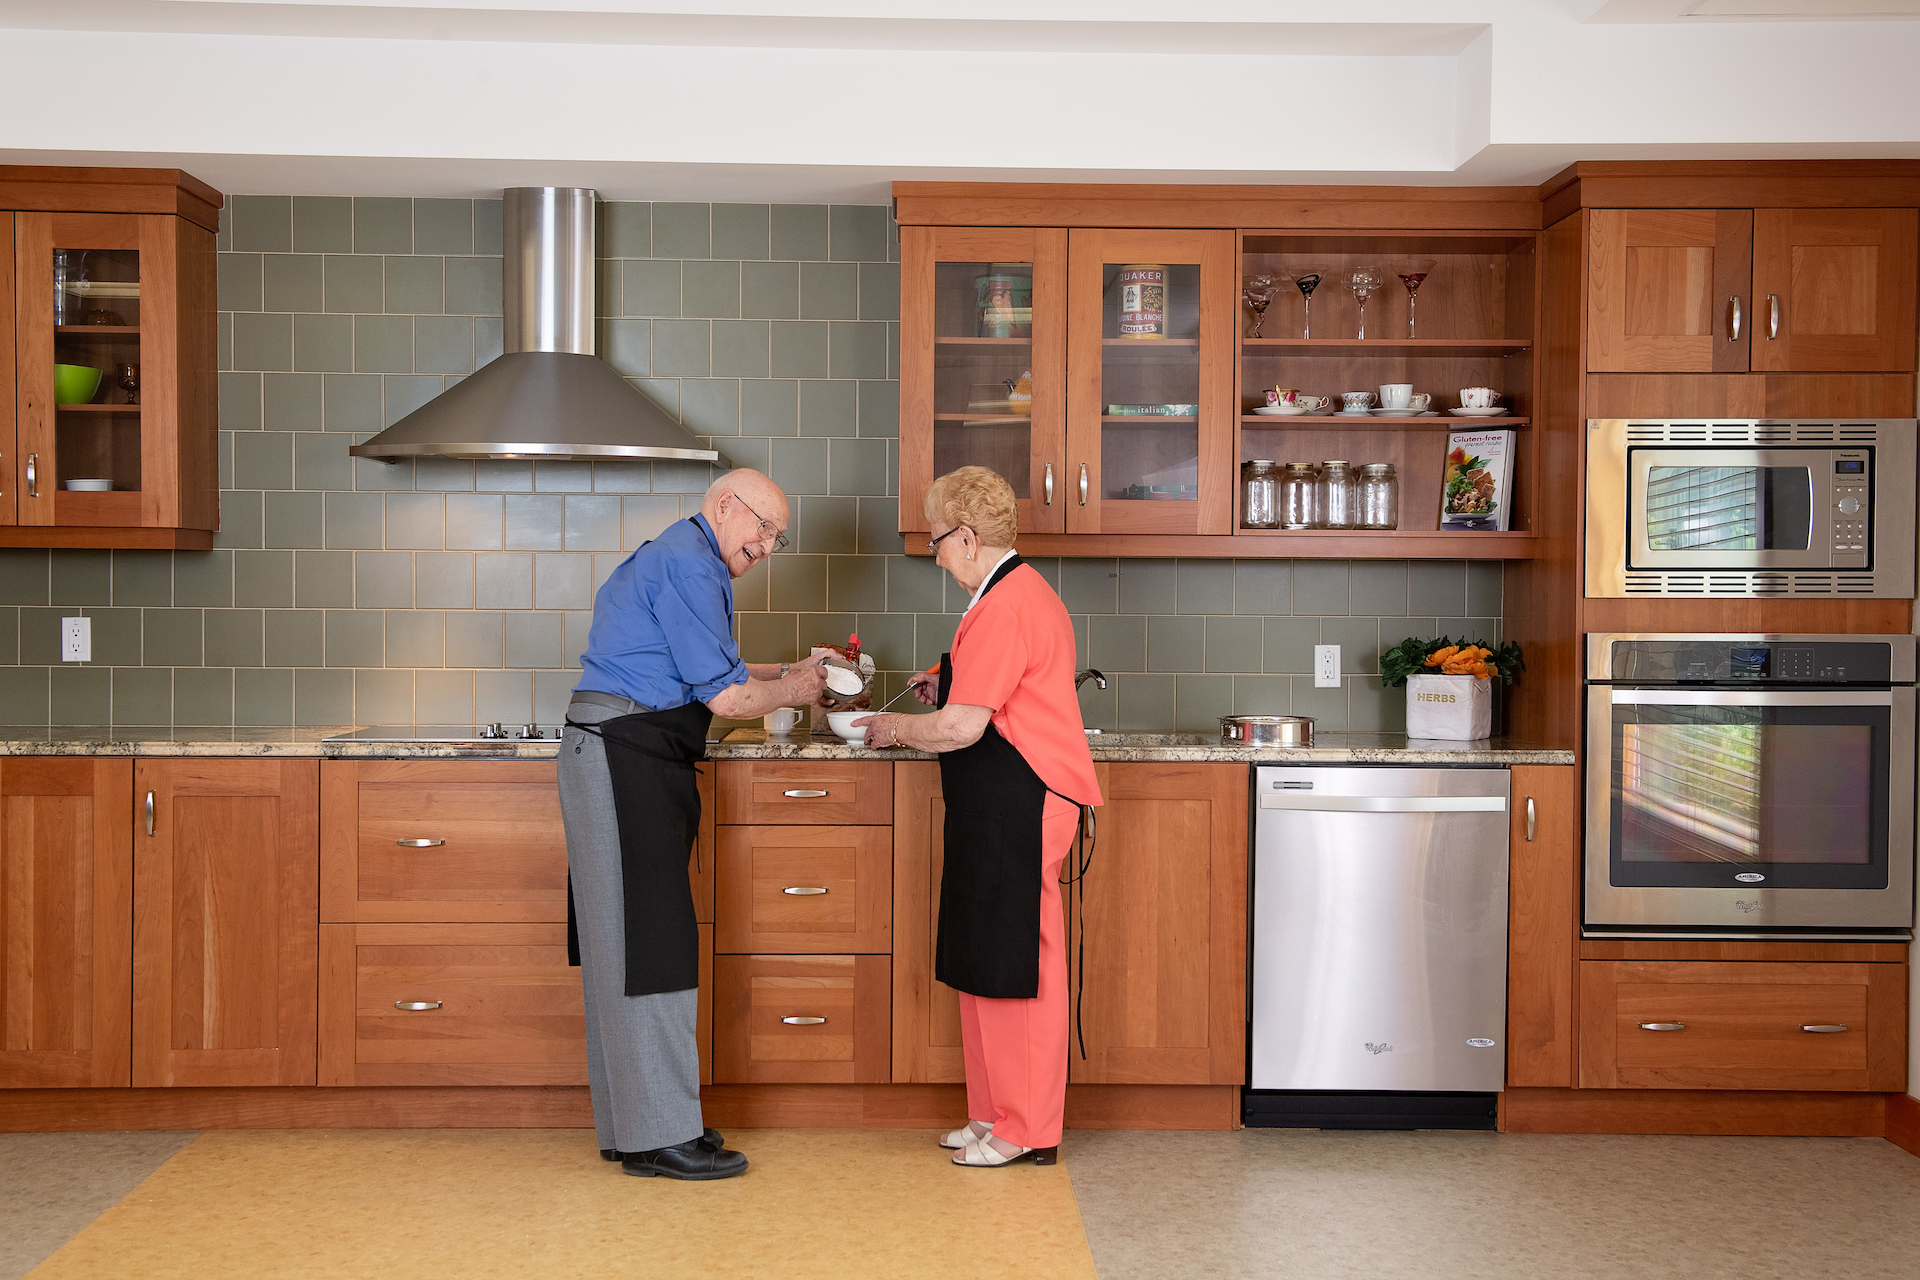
[54,363,104,405]
[64,478,114,492]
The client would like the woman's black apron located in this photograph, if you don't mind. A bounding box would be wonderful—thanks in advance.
[566,699,711,997]
[933,554,1081,1000]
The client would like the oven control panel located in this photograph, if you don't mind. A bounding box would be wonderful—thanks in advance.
[1831,453,1871,567]
[1606,639,1894,683]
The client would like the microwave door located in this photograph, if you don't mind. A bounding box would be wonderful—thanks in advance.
[1628,449,1829,571]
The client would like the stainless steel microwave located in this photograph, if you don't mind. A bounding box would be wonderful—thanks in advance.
[1585,419,1915,598]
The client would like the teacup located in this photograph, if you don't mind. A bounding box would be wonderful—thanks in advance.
[1296,394,1331,413]
[763,707,803,737]
[1342,391,1376,413]
[1409,393,1432,411]
[1268,387,1302,407]
[1461,387,1501,409]
[1379,383,1413,409]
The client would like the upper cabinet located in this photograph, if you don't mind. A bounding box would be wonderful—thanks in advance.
[1,168,222,549]
[1588,206,1918,374]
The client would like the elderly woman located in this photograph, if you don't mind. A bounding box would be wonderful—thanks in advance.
[856,466,1099,1168]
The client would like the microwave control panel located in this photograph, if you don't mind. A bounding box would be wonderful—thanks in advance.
[1831,453,1871,566]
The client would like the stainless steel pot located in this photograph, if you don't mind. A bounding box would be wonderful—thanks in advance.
[1220,714,1313,746]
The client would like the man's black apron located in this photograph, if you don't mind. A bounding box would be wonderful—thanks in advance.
[566,697,712,998]
[933,554,1084,1000]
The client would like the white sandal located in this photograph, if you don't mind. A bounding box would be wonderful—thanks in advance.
[938,1120,992,1150]
[951,1135,1057,1167]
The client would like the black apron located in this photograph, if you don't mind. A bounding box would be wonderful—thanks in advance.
[566,699,712,997]
[933,554,1080,1000]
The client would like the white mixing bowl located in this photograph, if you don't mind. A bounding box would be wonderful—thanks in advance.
[825,709,869,744]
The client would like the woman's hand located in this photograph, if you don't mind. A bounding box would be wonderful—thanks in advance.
[853,712,900,749]
[908,671,939,706]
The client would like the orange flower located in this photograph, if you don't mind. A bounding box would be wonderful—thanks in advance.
[1425,645,1460,667]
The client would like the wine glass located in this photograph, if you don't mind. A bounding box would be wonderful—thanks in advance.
[1347,266,1388,340]
[115,363,139,405]
[1397,258,1436,338]
[1241,275,1279,338]
[1293,270,1325,339]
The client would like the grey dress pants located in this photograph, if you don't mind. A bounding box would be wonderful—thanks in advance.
[557,700,705,1154]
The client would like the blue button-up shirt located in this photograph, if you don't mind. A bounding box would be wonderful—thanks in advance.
[576,514,749,711]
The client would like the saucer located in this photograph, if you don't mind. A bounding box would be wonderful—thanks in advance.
[1333,410,1375,417]
[1252,406,1308,416]
[1449,407,1509,417]
[1370,408,1423,417]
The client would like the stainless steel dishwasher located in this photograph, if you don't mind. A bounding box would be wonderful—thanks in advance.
[1248,765,1510,1124]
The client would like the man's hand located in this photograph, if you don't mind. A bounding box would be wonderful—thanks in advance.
[785,654,828,705]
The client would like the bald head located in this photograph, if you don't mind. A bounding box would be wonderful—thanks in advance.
[702,469,791,578]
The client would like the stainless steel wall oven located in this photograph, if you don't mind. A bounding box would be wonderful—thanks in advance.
[1585,633,1915,939]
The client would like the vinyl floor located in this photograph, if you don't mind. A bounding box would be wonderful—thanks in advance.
[9,1127,1920,1280]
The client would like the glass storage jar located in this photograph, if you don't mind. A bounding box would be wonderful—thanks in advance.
[1281,463,1318,529]
[1357,462,1399,529]
[1240,459,1279,529]
[1317,460,1359,530]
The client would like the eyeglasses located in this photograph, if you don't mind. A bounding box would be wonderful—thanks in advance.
[733,494,789,552]
[926,525,968,554]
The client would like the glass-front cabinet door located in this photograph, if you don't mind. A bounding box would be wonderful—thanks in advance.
[1066,229,1234,535]
[900,226,1067,534]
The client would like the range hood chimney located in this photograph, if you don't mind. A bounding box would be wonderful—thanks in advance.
[348,187,720,464]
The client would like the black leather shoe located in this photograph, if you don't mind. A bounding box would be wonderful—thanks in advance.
[602,1129,723,1161]
[622,1137,748,1181]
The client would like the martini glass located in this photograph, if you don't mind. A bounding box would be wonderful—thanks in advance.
[1347,266,1387,340]
[1397,257,1436,338]
[1241,274,1279,338]
[1293,270,1324,339]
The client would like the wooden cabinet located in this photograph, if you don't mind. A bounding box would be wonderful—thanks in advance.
[0,759,133,1087]
[890,761,963,1083]
[1588,206,1916,374]
[132,759,318,1087]
[1578,959,1905,1091]
[1,168,222,548]
[715,826,890,955]
[715,760,892,826]
[1505,765,1578,1088]
[713,954,890,1084]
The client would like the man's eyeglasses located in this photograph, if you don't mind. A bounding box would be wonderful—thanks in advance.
[926,525,968,554]
[734,495,789,552]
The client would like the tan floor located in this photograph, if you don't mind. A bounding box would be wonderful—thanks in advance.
[1066,1129,1920,1280]
[24,1129,1096,1280]
[0,1131,198,1280]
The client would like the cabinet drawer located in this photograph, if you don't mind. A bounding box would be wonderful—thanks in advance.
[716,826,891,955]
[1578,960,1904,1091]
[717,761,891,826]
[319,923,715,1087]
[713,954,889,1084]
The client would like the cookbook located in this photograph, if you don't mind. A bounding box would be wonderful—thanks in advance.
[1439,430,1515,532]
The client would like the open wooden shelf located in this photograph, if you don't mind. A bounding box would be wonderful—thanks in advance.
[1104,415,1197,424]
[934,336,1031,346]
[55,403,141,414]
[1243,338,1532,357]
[1102,337,1199,347]
[1241,414,1528,429]
[56,325,141,335]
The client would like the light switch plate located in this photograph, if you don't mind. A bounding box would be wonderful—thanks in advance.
[1314,643,1340,688]
[62,616,91,662]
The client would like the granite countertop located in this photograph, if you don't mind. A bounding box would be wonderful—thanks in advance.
[0,726,1574,766]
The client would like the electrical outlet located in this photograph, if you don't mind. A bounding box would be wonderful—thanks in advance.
[1314,643,1341,688]
[62,616,91,663]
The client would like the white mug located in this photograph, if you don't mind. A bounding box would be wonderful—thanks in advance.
[764,707,803,736]
[1379,383,1414,409]
[1461,387,1501,409]
[1342,391,1376,412]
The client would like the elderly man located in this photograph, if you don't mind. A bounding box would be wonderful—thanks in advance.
[560,468,825,1181]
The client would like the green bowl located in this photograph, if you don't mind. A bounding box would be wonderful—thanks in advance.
[54,363,104,405]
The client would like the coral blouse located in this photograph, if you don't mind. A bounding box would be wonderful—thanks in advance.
[945,561,1101,807]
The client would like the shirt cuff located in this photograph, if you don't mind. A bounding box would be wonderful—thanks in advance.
[689,656,752,704]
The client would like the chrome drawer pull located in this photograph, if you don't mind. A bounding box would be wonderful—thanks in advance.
[26,453,38,499]
[1768,293,1780,340]
[1728,295,1742,342]
[782,886,829,895]
[781,1016,827,1026]
[1638,1022,1687,1032]
[782,789,828,798]
[1044,462,1054,505]
[395,1001,442,1011]
[145,790,155,837]
[1078,462,1089,505]
[1801,1024,1850,1034]
[1525,796,1536,842]
[396,838,446,847]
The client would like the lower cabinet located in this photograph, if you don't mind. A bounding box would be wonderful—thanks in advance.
[0,758,134,1088]
[1578,960,1906,1091]
[713,954,890,1083]
[133,759,319,1087]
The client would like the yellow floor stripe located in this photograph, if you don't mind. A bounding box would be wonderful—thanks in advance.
[30,1129,1098,1280]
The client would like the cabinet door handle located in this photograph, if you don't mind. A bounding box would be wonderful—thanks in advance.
[395,838,445,847]
[1078,463,1089,505]
[781,789,828,799]
[1525,796,1536,842]
[1801,1024,1850,1034]
[1768,293,1780,340]
[780,1015,827,1025]
[26,453,38,499]
[1043,462,1054,505]
[1728,295,1742,341]
[1638,1022,1687,1032]
[144,789,155,836]
[782,886,829,895]
[395,1001,442,1011]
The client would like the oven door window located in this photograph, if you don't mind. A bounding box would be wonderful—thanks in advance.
[1609,703,1888,889]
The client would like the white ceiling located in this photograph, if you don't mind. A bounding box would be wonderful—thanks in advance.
[2,1,1917,201]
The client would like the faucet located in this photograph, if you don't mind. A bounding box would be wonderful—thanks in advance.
[1075,668,1107,691]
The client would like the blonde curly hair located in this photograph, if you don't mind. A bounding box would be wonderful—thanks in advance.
[923,466,1018,547]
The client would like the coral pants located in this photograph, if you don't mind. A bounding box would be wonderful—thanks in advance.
[958,792,1081,1150]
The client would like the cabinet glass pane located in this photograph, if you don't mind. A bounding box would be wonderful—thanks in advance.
[1100,261,1199,502]
[932,259,1034,498]
[52,247,143,493]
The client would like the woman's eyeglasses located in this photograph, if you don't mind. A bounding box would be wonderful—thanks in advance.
[926,526,968,554]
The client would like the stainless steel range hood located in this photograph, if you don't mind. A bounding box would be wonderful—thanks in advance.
[348,187,720,464]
